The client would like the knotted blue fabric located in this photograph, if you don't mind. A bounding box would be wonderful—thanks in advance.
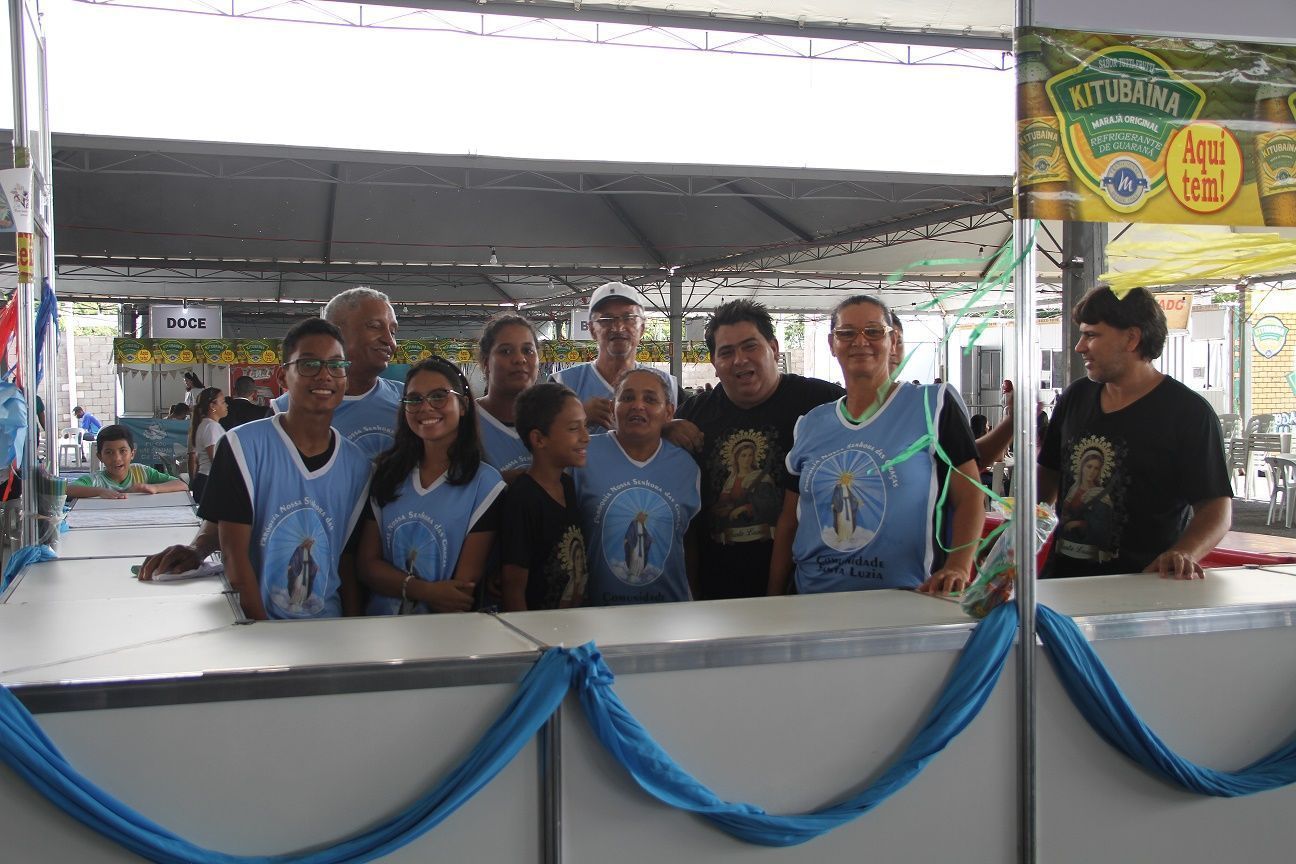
[1036,603,1296,796]
[33,278,58,386]
[0,645,573,863]
[0,543,56,590]
[566,601,1019,846]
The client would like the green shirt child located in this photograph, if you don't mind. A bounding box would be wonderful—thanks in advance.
[68,423,188,500]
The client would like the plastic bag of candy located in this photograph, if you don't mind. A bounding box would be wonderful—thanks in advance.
[961,499,1057,619]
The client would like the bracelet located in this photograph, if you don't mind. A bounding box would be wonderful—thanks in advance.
[401,573,415,602]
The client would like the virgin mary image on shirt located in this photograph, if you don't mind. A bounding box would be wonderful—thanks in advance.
[811,448,886,552]
[602,486,672,587]
[266,509,332,617]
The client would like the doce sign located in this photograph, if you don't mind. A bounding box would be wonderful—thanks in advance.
[150,305,223,338]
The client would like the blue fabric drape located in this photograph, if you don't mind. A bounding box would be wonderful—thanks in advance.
[567,601,1019,847]
[33,278,58,387]
[1036,603,1296,796]
[0,543,56,590]
[0,646,572,864]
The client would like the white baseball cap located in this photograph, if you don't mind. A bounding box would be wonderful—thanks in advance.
[587,282,646,323]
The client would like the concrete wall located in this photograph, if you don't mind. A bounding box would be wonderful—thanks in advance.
[52,333,116,432]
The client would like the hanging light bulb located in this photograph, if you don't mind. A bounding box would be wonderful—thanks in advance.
[488,247,499,266]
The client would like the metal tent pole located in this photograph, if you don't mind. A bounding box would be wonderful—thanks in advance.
[1014,5,1039,862]
[9,0,36,547]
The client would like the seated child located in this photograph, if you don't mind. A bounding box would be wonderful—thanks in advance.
[500,383,590,612]
[68,424,188,500]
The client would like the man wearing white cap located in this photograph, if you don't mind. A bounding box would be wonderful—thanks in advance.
[553,282,680,434]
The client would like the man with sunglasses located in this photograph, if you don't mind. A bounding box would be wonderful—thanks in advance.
[553,282,681,435]
[197,318,372,619]
[273,286,403,459]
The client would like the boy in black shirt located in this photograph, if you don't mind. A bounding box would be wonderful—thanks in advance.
[500,383,591,611]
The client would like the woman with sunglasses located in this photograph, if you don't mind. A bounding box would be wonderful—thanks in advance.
[475,313,542,481]
[768,295,983,598]
[358,356,506,615]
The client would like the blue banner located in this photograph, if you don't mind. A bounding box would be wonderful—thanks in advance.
[115,417,189,472]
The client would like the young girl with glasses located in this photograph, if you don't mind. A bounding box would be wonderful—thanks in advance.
[769,295,983,599]
[358,356,506,615]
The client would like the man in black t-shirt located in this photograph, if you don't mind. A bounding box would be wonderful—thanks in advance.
[1038,287,1232,580]
[676,300,844,599]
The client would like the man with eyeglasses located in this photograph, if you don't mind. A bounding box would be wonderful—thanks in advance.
[273,286,403,459]
[675,299,843,599]
[553,282,681,435]
[193,318,372,619]
[139,287,400,582]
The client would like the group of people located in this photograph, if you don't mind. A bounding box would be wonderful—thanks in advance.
[121,280,1229,621]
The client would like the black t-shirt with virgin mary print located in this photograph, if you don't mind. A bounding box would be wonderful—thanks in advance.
[1038,375,1232,578]
[677,374,844,599]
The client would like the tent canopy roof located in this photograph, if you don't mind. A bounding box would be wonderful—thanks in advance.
[50,133,1027,332]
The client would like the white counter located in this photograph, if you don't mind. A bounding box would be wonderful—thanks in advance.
[0,565,1292,863]
[73,491,194,511]
[53,525,199,560]
[1,556,225,605]
[65,505,199,530]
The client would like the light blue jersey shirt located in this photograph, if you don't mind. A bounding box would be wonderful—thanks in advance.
[226,416,372,619]
[551,362,679,435]
[785,384,943,595]
[367,464,506,616]
[478,408,531,474]
[274,376,403,460]
[572,433,700,606]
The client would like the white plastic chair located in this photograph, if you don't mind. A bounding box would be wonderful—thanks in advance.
[1265,455,1296,529]
[56,427,83,469]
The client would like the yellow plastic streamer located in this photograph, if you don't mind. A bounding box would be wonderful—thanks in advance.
[1102,228,1296,294]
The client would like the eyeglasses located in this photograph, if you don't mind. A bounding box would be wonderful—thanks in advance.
[832,325,893,343]
[284,359,351,377]
[400,389,463,410]
[592,313,644,328]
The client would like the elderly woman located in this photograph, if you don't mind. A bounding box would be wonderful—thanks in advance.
[572,367,700,606]
[769,295,983,597]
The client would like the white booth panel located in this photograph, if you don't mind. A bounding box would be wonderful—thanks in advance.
[0,596,235,683]
[73,491,194,510]
[560,649,1016,863]
[2,557,224,605]
[504,590,974,651]
[1037,567,1296,618]
[1036,626,1296,863]
[13,612,543,686]
[5,684,540,862]
[55,525,200,560]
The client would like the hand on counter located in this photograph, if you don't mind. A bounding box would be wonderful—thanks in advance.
[138,545,206,581]
[918,565,972,597]
[1144,550,1206,580]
